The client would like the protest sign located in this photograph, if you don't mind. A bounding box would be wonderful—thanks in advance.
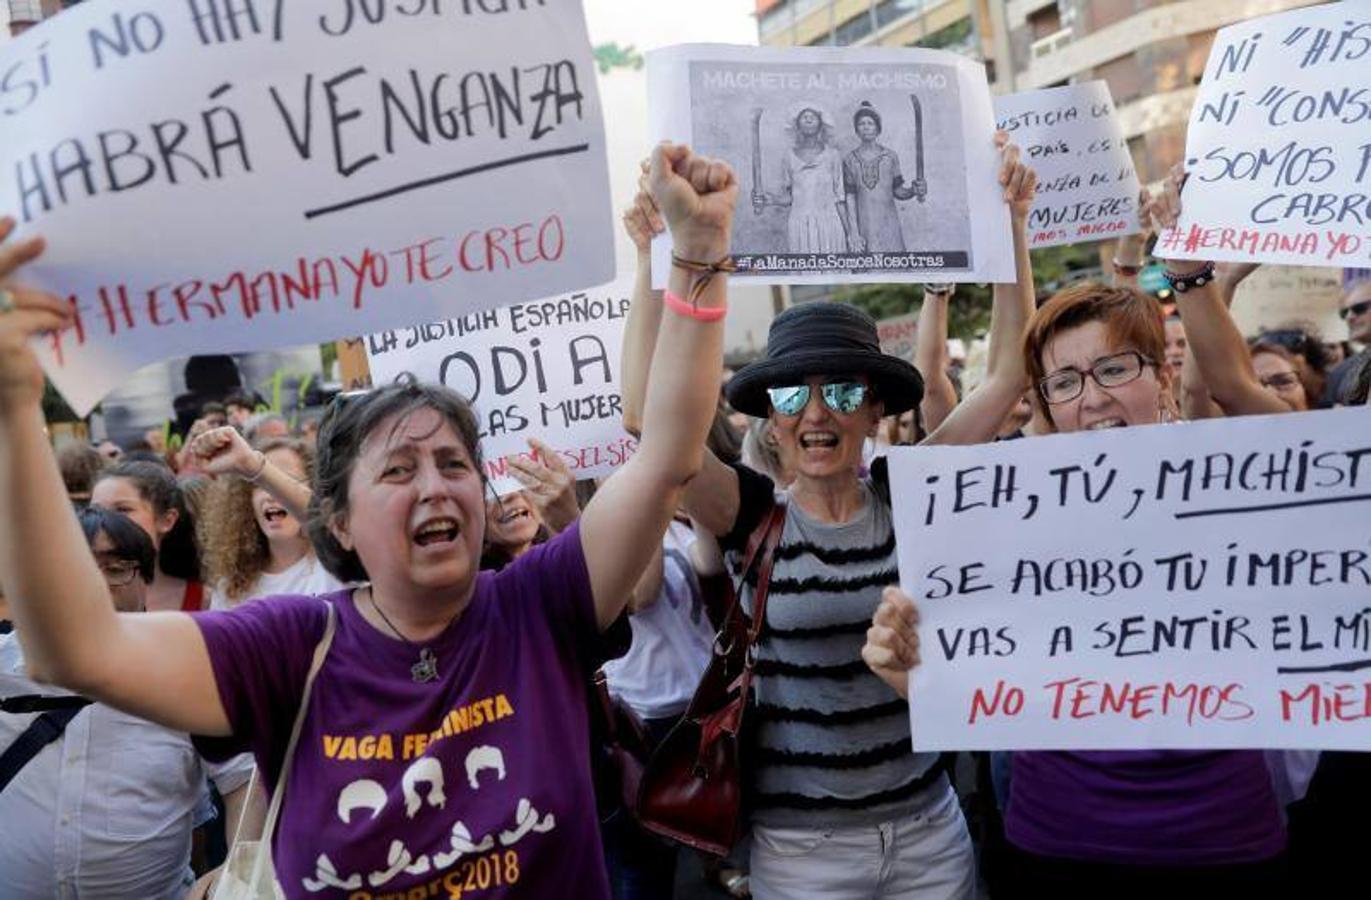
[889,407,1371,750]
[365,282,635,495]
[993,82,1141,250]
[0,0,614,416]
[1231,265,1349,340]
[647,44,1013,286]
[1159,1,1371,268]
[876,311,918,362]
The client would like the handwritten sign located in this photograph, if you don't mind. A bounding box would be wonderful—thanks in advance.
[877,312,918,362]
[365,283,636,495]
[993,82,1140,250]
[1,0,614,416]
[889,407,1371,750]
[1231,265,1350,341]
[1160,1,1371,268]
[647,44,1014,286]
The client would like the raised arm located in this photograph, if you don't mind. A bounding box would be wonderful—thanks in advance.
[0,223,229,736]
[620,162,665,439]
[1152,167,1286,417]
[580,144,736,629]
[191,425,312,521]
[619,159,741,537]
[923,134,1037,446]
[914,285,958,433]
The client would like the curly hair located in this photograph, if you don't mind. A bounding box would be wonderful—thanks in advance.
[201,438,313,602]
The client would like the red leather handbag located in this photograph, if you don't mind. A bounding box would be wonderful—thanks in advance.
[635,501,787,856]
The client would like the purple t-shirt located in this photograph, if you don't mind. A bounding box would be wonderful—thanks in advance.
[193,525,609,900]
[1007,750,1286,866]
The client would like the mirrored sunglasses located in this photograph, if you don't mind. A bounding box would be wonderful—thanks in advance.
[767,381,867,416]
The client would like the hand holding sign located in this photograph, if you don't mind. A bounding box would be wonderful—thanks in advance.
[650,143,739,262]
[995,132,1038,222]
[0,220,71,416]
[861,586,922,699]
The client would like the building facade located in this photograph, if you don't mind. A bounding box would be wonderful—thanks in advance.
[1002,0,1323,184]
[757,0,1002,83]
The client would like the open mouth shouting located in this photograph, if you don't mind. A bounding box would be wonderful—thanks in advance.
[413,517,461,548]
[258,502,292,528]
[798,430,841,451]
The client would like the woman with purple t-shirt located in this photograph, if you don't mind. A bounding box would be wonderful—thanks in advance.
[865,278,1290,895]
[0,143,737,899]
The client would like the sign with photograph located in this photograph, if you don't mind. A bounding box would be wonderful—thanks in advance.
[647,44,1013,285]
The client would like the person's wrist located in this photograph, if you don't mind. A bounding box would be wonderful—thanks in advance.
[245,450,268,482]
[1162,259,1212,277]
[669,225,731,263]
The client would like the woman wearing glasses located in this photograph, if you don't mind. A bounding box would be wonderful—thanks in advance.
[0,142,733,900]
[864,230,1291,891]
[620,135,1037,899]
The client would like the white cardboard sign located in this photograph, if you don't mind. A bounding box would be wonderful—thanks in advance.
[876,311,918,362]
[1160,1,1371,268]
[993,81,1141,250]
[1,0,614,415]
[365,282,635,496]
[889,407,1371,751]
[646,44,1014,285]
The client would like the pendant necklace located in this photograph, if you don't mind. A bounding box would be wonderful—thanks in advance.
[368,590,460,684]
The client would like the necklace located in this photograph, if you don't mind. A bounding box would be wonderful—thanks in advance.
[366,589,461,684]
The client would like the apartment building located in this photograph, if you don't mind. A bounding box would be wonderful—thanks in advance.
[757,0,1002,81]
[1003,0,1323,184]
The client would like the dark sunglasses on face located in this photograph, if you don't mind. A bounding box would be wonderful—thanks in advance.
[767,381,867,416]
[1341,300,1371,320]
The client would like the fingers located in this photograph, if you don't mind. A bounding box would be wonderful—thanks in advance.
[994,129,1009,149]
[998,140,1020,185]
[1,307,69,339]
[0,233,46,280]
[528,438,571,476]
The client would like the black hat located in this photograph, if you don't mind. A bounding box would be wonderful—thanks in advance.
[726,303,924,418]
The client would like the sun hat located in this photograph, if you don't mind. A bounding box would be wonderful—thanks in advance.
[725,302,924,418]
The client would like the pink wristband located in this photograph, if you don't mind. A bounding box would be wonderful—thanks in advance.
[663,289,726,322]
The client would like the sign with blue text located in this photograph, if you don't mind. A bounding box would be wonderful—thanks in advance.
[993,81,1140,250]
[1161,0,1371,268]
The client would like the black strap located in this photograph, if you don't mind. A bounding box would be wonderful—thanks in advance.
[1,694,94,714]
[0,700,91,793]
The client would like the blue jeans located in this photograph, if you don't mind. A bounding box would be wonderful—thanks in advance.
[602,716,680,900]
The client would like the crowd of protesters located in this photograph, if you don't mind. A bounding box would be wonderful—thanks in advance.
[0,69,1369,900]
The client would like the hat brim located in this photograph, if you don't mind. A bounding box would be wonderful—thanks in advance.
[726,350,924,419]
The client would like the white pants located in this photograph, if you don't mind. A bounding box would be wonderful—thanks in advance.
[749,786,976,900]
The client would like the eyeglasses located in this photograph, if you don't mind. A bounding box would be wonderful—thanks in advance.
[1259,371,1302,391]
[1340,300,1371,320]
[99,561,142,587]
[1038,351,1154,405]
[767,381,867,416]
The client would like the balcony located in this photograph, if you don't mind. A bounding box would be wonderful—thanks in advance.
[1007,0,1058,26]
[1029,26,1072,61]
[1018,0,1321,89]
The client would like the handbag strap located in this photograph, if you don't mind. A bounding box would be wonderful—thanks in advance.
[744,501,787,648]
[246,599,337,887]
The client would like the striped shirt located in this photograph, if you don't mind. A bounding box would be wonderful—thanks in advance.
[723,463,945,829]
